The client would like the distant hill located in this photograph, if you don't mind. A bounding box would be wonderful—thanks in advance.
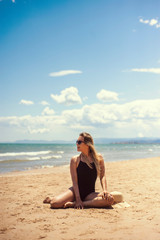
[94,138,160,144]
[14,140,72,144]
[12,138,160,144]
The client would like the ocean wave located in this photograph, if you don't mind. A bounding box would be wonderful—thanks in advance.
[0,154,62,162]
[0,150,52,157]
[148,149,153,152]
[25,165,54,171]
[28,155,62,161]
[41,165,54,169]
[57,151,64,154]
[43,155,62,159]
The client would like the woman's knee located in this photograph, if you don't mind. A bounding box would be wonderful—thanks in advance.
[50,188,75,209]
[108,195,114,205]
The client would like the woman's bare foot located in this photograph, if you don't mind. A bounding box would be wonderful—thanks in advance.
[64,201,75,208]
[43,197,51,204]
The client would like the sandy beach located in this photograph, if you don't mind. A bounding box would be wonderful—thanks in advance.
[1,157,160,240]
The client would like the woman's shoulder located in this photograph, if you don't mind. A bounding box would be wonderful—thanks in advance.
[70,155,81,168]
[97,153,104,162]
[97,153,103,159]
[70,155,80,163]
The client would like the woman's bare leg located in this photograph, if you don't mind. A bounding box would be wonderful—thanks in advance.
[45,190,123,209]
[83,192,114,208]
[64,192,115,208]
[49,187,75,209]
[43,196,52,204]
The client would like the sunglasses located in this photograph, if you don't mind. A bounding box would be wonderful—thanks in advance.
[76,140,84,145]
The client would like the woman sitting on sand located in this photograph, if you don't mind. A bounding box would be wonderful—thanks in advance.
[44,132,122,209]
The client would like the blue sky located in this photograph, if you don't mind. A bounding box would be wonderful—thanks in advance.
[0,0,160,142]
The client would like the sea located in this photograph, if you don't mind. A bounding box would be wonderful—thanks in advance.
[0,143,160,174]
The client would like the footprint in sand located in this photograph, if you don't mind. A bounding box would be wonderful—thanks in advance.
[38,235,47,239]
[79,229,95,236]
[0,227,8,234]
[18,218,25,222]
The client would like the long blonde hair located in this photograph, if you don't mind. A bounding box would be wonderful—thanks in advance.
[79,132,100,176]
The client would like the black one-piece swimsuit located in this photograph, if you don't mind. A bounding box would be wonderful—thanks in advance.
[76,157,97,201]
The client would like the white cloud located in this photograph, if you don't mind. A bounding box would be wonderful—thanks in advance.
[139,18,160,28]
[19,99,34,105]
[97,89,119,102]
[51,86,82,106]
[139,18,149,24]
[0,115,66,132]
[61,99,160,128]
[83,96,88,101]
[1,98,160,140]
[28,128,49,134]
[49,70,82,77]
[62,108,83,124]
[156,24,160,28]
[131,68,160,74]
[149,19,158,26]
[3,99,160,128]
[138,133,144,138]
[40,101,50,106]
[70,124,94,130]
[42,107,55,116]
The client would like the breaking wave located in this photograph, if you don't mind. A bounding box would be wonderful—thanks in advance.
[0,150,62,162]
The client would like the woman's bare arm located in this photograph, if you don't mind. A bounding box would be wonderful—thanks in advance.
[99,155,113,203]
[99,155,107,192]
[70,156,83,208]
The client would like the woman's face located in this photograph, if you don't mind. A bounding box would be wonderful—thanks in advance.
[76,136,88,153]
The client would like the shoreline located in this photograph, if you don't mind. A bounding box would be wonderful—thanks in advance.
[0,163,70,177]
[0,156,159,177]
[1,142,160,175]
[1,156,160,240]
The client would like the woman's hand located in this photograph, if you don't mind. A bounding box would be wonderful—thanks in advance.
[101,191,114,205]
[75,198,84,209]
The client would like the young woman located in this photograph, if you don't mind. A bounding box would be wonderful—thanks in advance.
[43,132,121,209]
